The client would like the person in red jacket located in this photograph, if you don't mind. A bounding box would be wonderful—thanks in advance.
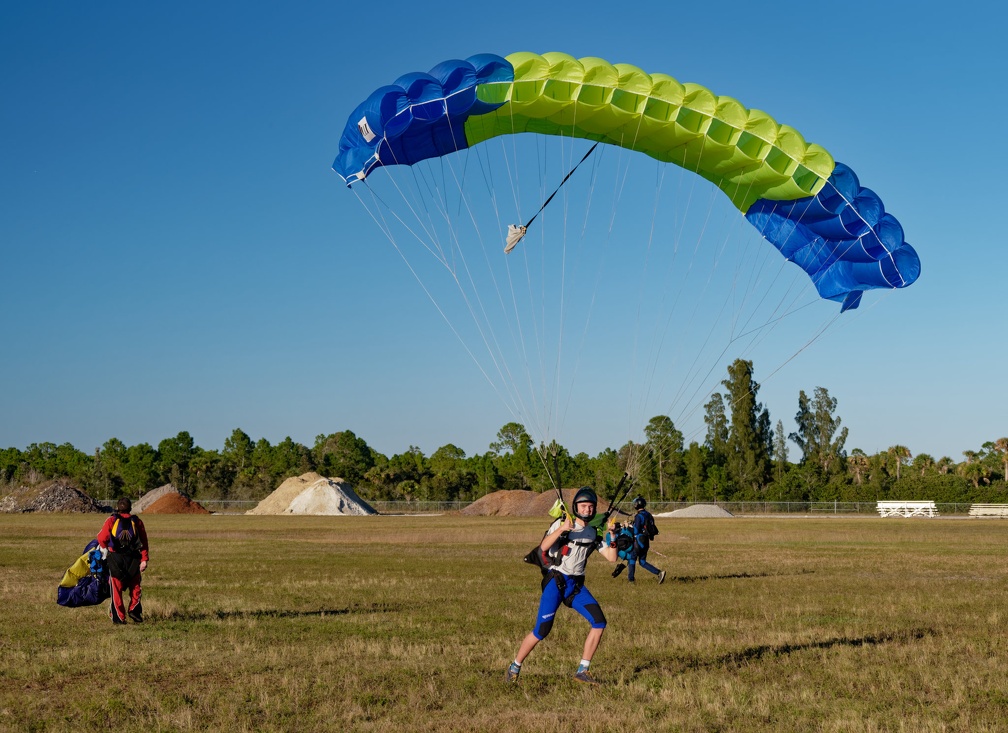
[96,497,149,624]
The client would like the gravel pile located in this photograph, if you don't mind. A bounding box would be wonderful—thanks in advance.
[247,472,376,515]
[656,504,734,518]
[0,481,108,513]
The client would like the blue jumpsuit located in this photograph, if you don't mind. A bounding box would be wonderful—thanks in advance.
[629,510,661,581]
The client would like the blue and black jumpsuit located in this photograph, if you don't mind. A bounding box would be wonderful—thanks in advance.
[531,520,607,639]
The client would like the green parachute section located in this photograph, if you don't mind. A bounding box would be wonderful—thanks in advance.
[465,52,835,212]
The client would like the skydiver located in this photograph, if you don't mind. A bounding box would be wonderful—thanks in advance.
[628,496,665,584]
[506,487,620,685]
[95,497,149,623]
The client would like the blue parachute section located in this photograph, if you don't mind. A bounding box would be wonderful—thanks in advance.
[745,163,920,311]
[56,539,110,608]
[333,54,513,184]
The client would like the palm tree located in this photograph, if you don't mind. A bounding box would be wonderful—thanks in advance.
[959,461,989,489]
[887,445,912,480]
[936,457,954,475]
[912,453,935,477]
[993,438,1008,482]
[848,449,869,485]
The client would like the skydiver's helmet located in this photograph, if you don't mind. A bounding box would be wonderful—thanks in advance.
[633,496,647,511]
[572,486,598,521]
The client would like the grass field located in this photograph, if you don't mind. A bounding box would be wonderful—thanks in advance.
[2,513,1007,732]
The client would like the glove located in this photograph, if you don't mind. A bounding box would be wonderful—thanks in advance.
[99,546,108,560]
[139,560,147,573]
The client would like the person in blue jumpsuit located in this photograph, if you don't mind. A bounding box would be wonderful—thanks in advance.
[506,487,620,685]
[628,496,666,584]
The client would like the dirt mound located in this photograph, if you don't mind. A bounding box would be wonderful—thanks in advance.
[656,504,735,518]
[0,481,108,513]
[134,484,180,513]
[462,488,583,517]
[247,473,376,516]
[144,492,210,514]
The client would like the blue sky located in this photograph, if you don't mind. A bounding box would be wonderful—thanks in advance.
[1,1,1004,463]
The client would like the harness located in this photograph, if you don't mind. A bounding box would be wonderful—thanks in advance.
[541,568,586,607]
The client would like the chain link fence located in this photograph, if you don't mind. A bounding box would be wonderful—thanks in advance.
[191,499,977,516]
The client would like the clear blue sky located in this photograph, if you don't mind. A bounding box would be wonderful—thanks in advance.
[2,1,1003,463]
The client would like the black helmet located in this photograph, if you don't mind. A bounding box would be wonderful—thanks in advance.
[633,495,647,511]
[572,486,597,521]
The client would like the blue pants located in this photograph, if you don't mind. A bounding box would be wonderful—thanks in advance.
[627,544,660,581]
[532,573,606,639]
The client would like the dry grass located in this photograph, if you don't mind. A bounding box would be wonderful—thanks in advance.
[2,514,1007,732]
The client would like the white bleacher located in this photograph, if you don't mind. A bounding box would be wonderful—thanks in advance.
[968,504,1008,517]
[877,500,938,518]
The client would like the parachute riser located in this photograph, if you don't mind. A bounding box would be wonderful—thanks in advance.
[591,472,634,530]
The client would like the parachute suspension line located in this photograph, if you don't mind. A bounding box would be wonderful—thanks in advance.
[613,106,666,452]
[730,180,836,336]
[500,137,548,444]
[356,160,540,434]
[504,142,599,254]
[548,113,586,449]
[461,131,558,446]
[468,142,538,395]
[639,198,847,477]
[638,164,701,425]
[429,142,567,435]
[547,136,610,453]
[635,160,776,469]
[350,184,516,412]
[668,149,810,424]
[630,162,673,442]
[481,143,548,443]
[427,151,536,419]
[525,141,599,231]
[702,308,843,450]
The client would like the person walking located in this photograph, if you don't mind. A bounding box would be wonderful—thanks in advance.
[96,497,149,624]
[506,487,619,685]
[628,496,666,584]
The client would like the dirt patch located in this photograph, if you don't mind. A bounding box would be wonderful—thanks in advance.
[0,481,108,513]
[134,484,181,513]
[144,492,210,514]
[461,488,584,517]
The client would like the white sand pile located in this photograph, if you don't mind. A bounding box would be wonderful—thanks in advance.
[133,484,180,513]
[247,472,377,516]
[656,504,734,518]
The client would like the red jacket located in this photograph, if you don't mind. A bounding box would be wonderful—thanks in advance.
[97,512,150,563]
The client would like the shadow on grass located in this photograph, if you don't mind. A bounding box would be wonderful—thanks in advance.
[633,627,937,675]
[666,569,815,584]
[158,602,401,623]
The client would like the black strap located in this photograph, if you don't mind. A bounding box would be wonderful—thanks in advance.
[523,143,599,229]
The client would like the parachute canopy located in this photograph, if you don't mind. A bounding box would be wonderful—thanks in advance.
[333,51,919,310]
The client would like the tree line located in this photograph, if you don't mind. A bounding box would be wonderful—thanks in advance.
[3,359,1007,505]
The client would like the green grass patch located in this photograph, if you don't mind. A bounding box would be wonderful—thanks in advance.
[2,515,1007,731]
